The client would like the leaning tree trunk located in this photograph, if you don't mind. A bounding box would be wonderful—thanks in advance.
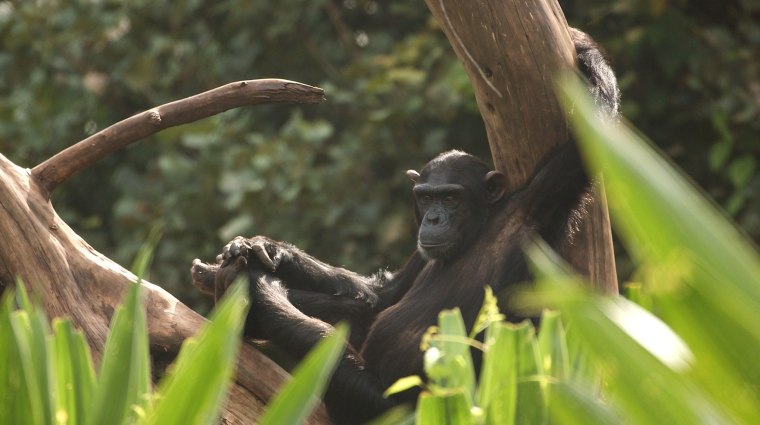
[424,0,618,293]
[0,80,333,425]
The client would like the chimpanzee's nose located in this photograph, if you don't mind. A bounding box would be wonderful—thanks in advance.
[426,212,441,225]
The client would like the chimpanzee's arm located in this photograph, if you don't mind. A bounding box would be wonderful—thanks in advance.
[222,236,380,304]
[517,28,620,245]
[240,266,397,424]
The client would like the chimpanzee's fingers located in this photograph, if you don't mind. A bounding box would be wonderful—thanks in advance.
[222,236,247,260]
[271,250,284,270]
[221,242,233,260]
[214,255,247,302]
[191,259,217,296]
[252,243,276,271]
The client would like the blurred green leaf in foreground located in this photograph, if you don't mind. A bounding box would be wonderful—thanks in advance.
[385,74,760,424]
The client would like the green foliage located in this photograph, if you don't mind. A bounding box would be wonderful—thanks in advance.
[383,75,760,424]
[386,290,576,425]
[143,279,248,425]
[0,275,249,425]
[90,281,151,425]
[257,324,347,425]
[548,75,760,424]
[385,306,577,424]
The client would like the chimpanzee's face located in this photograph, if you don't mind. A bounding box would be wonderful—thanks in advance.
[408,151,506,261]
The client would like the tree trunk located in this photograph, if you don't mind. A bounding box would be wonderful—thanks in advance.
[424,0,618,293]
[0,80,333,425]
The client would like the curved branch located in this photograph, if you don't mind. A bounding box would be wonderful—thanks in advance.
[0,155,333,423]
[31,79,325,197]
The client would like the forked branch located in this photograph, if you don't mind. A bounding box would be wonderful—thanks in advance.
[31,79,325,197]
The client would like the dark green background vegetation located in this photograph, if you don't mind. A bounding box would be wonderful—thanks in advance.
[1,0,758,312]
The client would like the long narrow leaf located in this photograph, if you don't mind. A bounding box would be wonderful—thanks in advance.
[549,382,624,425]
[415,391,474,425]
[537,310,569,380]
[558,74,760,421]
[130,226,162,281]
[478,322,518,425]
[143,280,249,425]
[257,323,348,425]
[51,319,96,425]
[433,309,477,405]
[366,406,414,425]
[9,284,52,425]
[558,76,760,305]
[90,283,150,425]
[513,322,546,425]
[0,292,13,425]
[0,291,37,425]
[527,242,729,425]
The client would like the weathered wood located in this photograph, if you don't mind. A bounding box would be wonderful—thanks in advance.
[424,0,618,293]
[0,79,332,424]
[0,157,333,425]
[567,182,618,293]
[424,0,574,189]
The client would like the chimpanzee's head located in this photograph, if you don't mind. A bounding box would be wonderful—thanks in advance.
[406,151,507,261]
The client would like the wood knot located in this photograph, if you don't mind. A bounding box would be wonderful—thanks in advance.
[239,81,248,87]
[148,110,162,126]
[49,224,59,230]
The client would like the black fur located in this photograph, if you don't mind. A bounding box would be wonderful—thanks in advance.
[205,29,619,424]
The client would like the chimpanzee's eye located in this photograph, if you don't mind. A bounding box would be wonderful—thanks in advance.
[443,195,458,207]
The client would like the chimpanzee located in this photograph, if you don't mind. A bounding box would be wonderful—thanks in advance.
[191,28,619,424]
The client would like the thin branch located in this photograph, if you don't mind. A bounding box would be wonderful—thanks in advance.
[31,79,325,197]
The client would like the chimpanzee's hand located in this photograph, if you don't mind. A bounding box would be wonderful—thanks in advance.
[217,235,288,272]
[213,255,248,303]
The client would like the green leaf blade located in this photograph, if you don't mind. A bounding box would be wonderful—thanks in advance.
[51,319,96,425]
[415,391,474,425]
[90,283,151,425]
[144,280,249,425]
[557,74,760,421]
[257,323,348,425]
[537,310,569,380]
[478,322,518,425]
[9,284,53,425]
[429,309,477,406]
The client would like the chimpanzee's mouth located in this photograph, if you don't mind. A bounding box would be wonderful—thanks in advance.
[419,242,449,249]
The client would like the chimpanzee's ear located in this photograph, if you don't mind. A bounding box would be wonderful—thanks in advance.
[484,170,507,203]
[406,170,421,182]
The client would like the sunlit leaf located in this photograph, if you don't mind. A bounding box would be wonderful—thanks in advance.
[90,283,150,425]
[143,280,248,425]
[558,74,760,422]
[257,323,348,425]
[384,375,424,398]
